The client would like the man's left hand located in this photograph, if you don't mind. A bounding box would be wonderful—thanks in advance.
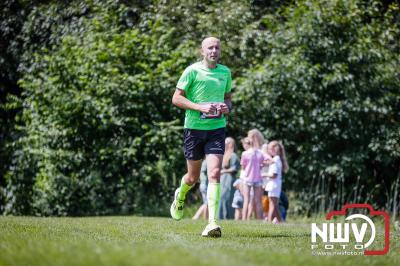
[219,103,230,114]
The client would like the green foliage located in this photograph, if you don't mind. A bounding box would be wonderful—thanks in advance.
[5,1,194,215]
[1,0,399,216]
[0,0,31,213]
[233,0,400,214]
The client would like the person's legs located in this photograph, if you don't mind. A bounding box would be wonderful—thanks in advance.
[248,188,256,220]
[268,197,279,223]
[201,128,225,237]
[267,196,274,222]
[232,192,242,221]
[242,184,251,221]
[203,205,208,219]
[193,204,207,220]
[201,154,223,237]
[274,199,282,222]
[171,128,205,220]
[234,208,241,220]
[181,128,205,187]
[178,159,202,198]
[253,186,264,219]
[247,186,255,220]
[171,159,202,220]
[227,175,235,219]
[205,154,222,225]
[219,174,234,219]
[218,174,228,219]
[268,183,282,222]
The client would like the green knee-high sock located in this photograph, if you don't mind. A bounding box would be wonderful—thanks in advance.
[207,182,221,225]
[177,177,193,201]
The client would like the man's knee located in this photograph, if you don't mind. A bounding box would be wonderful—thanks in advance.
[208,167,221,181]
[185,174,198,185]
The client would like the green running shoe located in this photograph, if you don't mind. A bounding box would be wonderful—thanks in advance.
[170,188,184,220]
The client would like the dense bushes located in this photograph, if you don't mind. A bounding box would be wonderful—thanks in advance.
[1,0,399,216]
[4,1,195,215]
[232,0,400,214]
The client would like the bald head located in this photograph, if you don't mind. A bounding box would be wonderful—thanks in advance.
[201,37,221,67]
[201,37,220,49]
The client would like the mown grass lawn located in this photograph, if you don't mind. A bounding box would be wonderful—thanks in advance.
[0,216,399,266]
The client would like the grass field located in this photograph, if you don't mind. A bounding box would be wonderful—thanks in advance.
[0,215,399,266]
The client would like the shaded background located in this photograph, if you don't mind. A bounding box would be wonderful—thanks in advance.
[0,0,399,217]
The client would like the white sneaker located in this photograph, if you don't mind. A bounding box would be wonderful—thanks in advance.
[201,223,221,237]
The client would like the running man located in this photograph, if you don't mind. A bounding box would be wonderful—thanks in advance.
[170,37,232,237]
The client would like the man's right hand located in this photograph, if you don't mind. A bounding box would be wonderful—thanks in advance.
[198,103,217,114]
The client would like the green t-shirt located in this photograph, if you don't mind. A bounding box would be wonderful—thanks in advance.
[176,62,232,130]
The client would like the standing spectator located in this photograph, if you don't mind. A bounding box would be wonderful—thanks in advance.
[219,137,240,219]
[264,140,289,224]
[240,137,265,220]
[247,129,266,219]
[240,137,255,217]
[232,178,244,220]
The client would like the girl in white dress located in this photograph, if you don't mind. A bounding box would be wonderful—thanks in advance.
[264,140,289,223]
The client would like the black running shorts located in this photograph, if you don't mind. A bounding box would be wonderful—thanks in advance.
[183,127,226,160]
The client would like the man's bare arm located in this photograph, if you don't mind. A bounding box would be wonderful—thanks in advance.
[172,88,216,114]
[219,93,232,114]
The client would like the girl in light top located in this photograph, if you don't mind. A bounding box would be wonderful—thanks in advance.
[247,129,266,219]
[264,140,289,224]
[240,137,265,220]
[239,137,254,218]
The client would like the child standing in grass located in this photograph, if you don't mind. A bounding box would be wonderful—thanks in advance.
[240,137,265,220]
[232,178,244,220]
[264,140,289,224]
